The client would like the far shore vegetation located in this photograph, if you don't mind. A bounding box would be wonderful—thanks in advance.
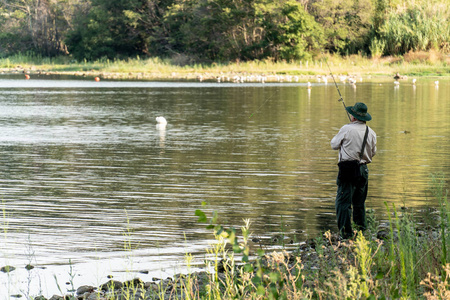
[1,0,449,81]
[0,51,449,82]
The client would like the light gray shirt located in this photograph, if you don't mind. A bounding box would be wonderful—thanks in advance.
[331,121,377,163]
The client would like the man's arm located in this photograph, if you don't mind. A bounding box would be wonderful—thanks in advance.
[371,134,377,156]
[331,129,345,150]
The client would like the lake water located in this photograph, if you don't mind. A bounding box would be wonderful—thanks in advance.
[0,75,448,298]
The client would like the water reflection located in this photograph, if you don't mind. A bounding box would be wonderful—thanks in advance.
[157,121,167,149]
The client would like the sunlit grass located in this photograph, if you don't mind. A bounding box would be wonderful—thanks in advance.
[180,174,450,299]
[0,52,448,80]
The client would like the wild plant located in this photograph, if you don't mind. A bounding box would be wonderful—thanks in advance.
[21,234,37,299]
[384,202,399,288]
[430,173,450,266]
[354,231,372,297]
[369,37,386,58]
[421,263,450,299]
[195,205,313,299]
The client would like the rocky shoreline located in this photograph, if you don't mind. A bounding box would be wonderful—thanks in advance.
[1,215,445,300]
[1,228,392,300]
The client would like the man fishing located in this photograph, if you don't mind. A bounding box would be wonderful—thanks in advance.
[331,102,377,239]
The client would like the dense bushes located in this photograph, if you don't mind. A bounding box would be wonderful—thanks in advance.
[0,0,448,62]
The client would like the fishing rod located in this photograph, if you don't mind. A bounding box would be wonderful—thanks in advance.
[248,90,277,119]
[323,55,351,121]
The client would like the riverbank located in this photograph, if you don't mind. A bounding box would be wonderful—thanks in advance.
[4,172,450,300]
[5,207,446,300]
[0,52,449,82]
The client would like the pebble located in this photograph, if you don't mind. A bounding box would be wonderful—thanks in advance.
[1,265,15,273]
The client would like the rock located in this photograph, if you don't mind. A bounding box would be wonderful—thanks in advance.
[160,278,174,291]
[376,230,389,240]
[107,289,146,300]
[25,264,35,270]
[217,259,226,273]
[76,285,96,295]
[84,292,105,300]
[123,278,144,289]
[377,229,399,241]
[144,281,159,291]
[144,288,159,299]
[99,280,123,292]
[1,265,16,273]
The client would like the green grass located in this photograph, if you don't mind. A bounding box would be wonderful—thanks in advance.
[179,174,450,299]
[0,52,449,81]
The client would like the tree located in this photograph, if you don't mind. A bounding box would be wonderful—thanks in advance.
[163,0,263,61]
[309,0,374,54]
[66,0,140,60]
[264,0,324,60]
[0,0,77,56]
[163,0,323,61]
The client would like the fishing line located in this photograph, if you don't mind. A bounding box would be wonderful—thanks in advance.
[248,88,279,119]
[322,55,351,121]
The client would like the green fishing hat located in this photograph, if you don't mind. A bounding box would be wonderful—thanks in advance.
[346,102,372,121]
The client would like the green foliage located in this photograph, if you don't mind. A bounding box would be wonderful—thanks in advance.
[431,173,450,266]
[66,0,148,61]
[165,0,324,61]
[0,0,77,56]
[373,0,450,55]
[267,0,324,60]
[1,0,449,61]
[369,37,386,58]
[354,232,372,297]
[188,174,450,299]
[310,0,374,54]
[194,205,313,299]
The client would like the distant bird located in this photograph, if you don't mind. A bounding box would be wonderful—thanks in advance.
[435,80,439,86]
[307,82,312,89]
[339,75,347,82]
[412,78,416,85]
[394,72,402,80]
[25,74,30,80]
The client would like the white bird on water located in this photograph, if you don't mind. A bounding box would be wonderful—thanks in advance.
[412,78,416,85]
[156,116,167,129]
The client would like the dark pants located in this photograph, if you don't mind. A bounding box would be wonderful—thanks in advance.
[335,164,369,239]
